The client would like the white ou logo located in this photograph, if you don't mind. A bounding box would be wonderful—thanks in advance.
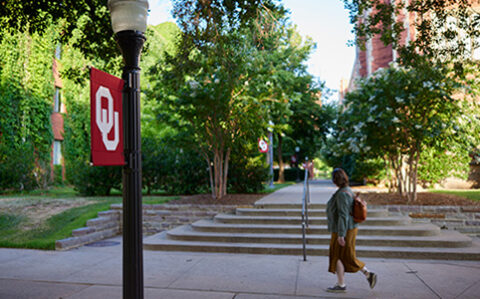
[259,139,268,152]
[96,86,120,151]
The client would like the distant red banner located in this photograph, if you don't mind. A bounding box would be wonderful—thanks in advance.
[90,67,125,166]
[258,138,269,153]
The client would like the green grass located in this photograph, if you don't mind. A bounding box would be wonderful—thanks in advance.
[143,196,178,204]
[429,189,480,202]
[0,181,293,250]
[0,186,77,199]
[0,192,178,250]
[0,200,119,250]
[260,182,296,194]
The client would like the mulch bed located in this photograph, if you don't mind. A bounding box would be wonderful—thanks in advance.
[171,193,265,206]
[171,191,480,207]
[360,192,480,206]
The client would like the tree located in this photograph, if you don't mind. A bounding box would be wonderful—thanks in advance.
[62,21,182,196]
[341,0,480,199]
[153,0,287,199]
[258,23,318,183]
[336,61,480,201]
[0,0,117,61]
[287,81,332,163]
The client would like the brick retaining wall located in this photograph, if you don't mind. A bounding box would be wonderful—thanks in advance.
[56,203,240,250]
[371,205,480,236]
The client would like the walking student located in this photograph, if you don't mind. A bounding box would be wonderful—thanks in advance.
[325,168,377,293]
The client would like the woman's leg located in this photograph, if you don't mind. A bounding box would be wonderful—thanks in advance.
[336,260,345,286]
[360,266,377,289]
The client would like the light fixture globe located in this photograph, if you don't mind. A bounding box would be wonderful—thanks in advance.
[108,0,149,33]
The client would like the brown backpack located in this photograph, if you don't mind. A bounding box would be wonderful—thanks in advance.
[344,191,367,223]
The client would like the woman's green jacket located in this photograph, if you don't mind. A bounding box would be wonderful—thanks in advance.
[326,186,358,237]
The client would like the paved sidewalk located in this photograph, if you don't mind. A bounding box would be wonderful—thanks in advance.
[256,180,337,205]
[1,182,480,299]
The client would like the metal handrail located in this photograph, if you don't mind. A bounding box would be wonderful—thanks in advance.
[301,159,311,261]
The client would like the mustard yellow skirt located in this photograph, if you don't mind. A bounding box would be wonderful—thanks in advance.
[328,228,365,273]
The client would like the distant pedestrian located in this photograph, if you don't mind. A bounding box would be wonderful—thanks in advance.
[325,168,377,293]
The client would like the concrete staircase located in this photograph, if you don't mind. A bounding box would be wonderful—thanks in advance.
[144,202,480,260]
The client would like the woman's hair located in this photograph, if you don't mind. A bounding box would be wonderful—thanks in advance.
[332,168,349,188]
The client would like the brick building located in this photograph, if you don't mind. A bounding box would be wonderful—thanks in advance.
[51,45,66,181]
[345,0,480,95]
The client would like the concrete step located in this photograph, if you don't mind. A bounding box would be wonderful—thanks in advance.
[166,225,471,248]
[144,232,480,260]
[192,219,440,236]
[255,203,326,210]
[214,214,411,226]
[236,208,388,217]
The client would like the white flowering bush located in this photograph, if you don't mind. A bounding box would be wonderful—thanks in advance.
[335,60,480,201]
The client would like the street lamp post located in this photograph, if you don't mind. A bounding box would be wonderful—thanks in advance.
[295,146,300,182]
[108,1,148,298]
[267,121,274,188]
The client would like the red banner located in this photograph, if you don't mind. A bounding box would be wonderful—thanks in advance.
[258,138,269,153]
[90,67,125,166]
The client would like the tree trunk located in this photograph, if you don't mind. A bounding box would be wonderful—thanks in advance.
[385,156,395,192]
[391,156,403,196]
[408,150,420,203]
[277,134,285,183]
[212,145,230,199]
[213,148,221,199]
[222,147,231,197]
[204,155,215,199]
[406,154,414,202]
[412,152,419,202]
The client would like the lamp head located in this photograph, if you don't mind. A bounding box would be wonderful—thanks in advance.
[108,0,149,33]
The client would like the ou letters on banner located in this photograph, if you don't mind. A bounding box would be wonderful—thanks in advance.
[90,67,125,166]
[258,138,269,153]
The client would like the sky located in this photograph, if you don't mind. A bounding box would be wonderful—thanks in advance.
[147,0,355,101]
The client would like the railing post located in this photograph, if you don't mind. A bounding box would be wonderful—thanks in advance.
[301,158,310,261]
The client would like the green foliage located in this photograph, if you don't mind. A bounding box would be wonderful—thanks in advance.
[0,213,24,231]
[228,146,269,193]
[0,0,118,62]
[0,25,56,191]
[430,189,480,202]
[142,134,209,195]
[61,36,123,196]
[343,0,480,67]
[0,201,116,250]
[331,61,480,199]
[142,136,170,194]
[289,101,337,161]
[258,182,295,194]
[163,147,209,195]
[53,165,64,186]
[152,1,287,198]
[274,168,302,182]
[0,195,176,249]
[150,1,327,197]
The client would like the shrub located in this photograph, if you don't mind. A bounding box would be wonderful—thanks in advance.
[162,148,209,195]
[274,168,303,182]
[229,154,269,193]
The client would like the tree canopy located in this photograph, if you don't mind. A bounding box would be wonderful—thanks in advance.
[0,0,117,61]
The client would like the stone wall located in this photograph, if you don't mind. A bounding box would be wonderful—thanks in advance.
[56,203,239,250]
[55,210,121,250]
[111,203,237,235]
[371,204,480,236]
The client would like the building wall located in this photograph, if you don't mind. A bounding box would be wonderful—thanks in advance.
[347,0,480,89]
[51,56,65,181]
